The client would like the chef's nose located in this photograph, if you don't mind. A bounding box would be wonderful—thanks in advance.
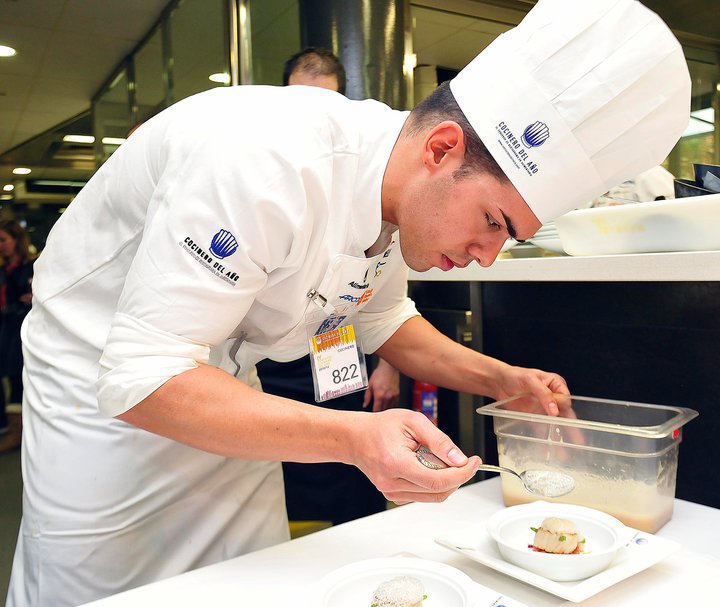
[469,237,508,268]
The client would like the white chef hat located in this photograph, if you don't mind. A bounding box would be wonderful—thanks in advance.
[450,0,691,223]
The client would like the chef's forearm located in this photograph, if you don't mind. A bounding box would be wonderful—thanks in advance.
[116,364,361,463]
[376,315,509,398]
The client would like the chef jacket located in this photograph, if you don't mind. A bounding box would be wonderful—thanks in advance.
[8,85,418,606]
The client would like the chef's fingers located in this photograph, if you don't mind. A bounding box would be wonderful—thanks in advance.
[372,456,481,501]
[362,385,373,409]
[522,371,569,416]
[351,408,479,498]
[383,489,456,505]
[555,392,576,417]
[365,366,400,412]
[404,414,472,468]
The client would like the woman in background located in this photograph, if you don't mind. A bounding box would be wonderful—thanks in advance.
[0,220,35,451]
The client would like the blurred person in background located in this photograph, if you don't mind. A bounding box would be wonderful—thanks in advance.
[282,46,346,94]
[258,47,399,524]
[0,220,35,452]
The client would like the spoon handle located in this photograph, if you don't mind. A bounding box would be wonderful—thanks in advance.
[476,463,520,479]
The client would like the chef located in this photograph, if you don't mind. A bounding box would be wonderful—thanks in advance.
[8,0,689,605]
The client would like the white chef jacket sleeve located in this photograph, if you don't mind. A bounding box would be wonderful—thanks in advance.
[96,131,311,418]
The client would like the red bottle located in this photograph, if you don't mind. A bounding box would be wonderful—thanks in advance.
[412,381,438,426]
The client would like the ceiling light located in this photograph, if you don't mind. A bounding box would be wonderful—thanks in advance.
[0,194,12,201]
[63,134,95,144]
[101,137,126,146]
[403,53,418,77]
[3,184,14,191]
[209,72,231,84]
[33,180,87,187]
[0,45,17,58]
[13,167,31,175]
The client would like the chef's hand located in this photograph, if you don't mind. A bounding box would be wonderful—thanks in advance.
[363,358,400,412]
[349,408,480,505]
[494,364,570,416]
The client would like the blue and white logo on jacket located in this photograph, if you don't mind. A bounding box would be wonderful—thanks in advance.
[521,121,550,148]
[210,229,238,259]
[180,231,240,286]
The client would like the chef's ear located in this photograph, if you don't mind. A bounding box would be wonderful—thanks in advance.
[423,121,465,171]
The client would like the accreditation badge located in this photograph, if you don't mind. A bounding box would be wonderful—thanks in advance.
[305,297,368,402]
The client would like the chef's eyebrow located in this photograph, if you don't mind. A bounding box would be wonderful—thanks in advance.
[500,210,525,243]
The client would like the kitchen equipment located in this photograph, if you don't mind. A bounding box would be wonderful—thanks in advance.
[555,193,720,255]
[415,446,575,498]
[693,162,720,193]
[673,178,714,198]
[477,394,698,532]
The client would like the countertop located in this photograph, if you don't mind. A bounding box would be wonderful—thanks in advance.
[408,250,720,281]
[81,477,720,606]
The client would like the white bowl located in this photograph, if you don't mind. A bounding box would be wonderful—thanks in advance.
[486,502,632,581]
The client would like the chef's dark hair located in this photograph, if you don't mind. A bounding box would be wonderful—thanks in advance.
[283,47,347,95]
[407,81,507,183]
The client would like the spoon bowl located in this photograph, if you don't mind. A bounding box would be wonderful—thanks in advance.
[478,464,575,498]
[415,447,575,498]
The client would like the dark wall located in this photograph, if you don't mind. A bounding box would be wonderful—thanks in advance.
[410,280,720,509]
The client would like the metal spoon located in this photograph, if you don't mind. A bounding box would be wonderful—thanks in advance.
[415,446,575,498]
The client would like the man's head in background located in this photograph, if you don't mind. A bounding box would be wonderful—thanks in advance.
[283,47,346,95]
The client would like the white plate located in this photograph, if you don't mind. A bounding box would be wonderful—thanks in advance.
[507,243,545,258]
[528,236,565,254]
[310,557,477,606]
[435,514,680,602]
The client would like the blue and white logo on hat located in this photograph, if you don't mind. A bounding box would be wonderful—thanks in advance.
[209,229,238,259]
[522,121,550,148]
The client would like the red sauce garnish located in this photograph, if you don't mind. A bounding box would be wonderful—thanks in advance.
[528,544,581,554]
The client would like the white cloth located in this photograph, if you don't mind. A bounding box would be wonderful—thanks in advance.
[451,0,690,222]
[8,85,417,606]
[608,165,675,202]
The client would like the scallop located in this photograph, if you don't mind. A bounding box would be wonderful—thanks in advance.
[532,517,583,554]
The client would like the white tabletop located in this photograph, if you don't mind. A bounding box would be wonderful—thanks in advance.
[82,477,720,606]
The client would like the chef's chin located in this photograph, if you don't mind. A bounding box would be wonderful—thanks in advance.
[404,256,433,273]
[397,241,436,272]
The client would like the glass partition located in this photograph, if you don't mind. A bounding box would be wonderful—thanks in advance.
[91,0,232,165]
[249,0,300,85]
[93,66,131,165]
[134,25,166,125]
[169,0,231,101]
[668,48,719,179]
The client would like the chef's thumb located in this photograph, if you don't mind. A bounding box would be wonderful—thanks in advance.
[424,434,470,468]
